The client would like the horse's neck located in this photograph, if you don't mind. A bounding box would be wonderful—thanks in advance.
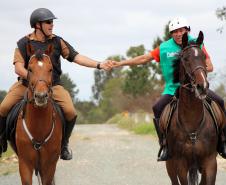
[178,87,204,130]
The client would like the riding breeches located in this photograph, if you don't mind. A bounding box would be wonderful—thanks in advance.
[207,89,225,112]
[52,85,77,121]
[0,82,76,121]
[0,81,26,117]
[152,94,174,118]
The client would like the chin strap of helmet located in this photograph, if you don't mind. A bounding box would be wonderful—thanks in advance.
[35,22,49,41]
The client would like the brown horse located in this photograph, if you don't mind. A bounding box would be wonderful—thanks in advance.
[164,32,225,185]
[15,44,62,185]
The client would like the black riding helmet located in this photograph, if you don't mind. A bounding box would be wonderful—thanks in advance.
[30,8,57,28]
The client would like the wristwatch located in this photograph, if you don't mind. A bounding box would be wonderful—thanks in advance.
[96,63,101,70]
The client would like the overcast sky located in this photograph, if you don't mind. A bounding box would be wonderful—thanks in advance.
[0,0,225,100]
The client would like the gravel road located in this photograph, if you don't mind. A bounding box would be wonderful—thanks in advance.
[0,124,226,185]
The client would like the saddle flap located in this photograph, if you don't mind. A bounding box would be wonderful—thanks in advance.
[211,101,224,128]
[159,98,177,133]
[6,100,26,140]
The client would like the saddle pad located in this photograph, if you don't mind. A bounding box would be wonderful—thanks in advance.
[211,100,224,129]
[159,99,177,133]
[6,100,26,140]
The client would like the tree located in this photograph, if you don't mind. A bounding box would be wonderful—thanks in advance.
[0,90,7,103]
[122,23,171,97]
[60,73,79,102]
[215,83,226,100]
[122,45,152,97]
[216,6,226,33]
[151,22,171,83]
[92,55,124,102]
[216,6,226,21]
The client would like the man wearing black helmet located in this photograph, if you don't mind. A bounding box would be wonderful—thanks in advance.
[0,8,113,160]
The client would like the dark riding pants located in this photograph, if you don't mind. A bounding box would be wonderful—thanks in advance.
[152,94,174,118]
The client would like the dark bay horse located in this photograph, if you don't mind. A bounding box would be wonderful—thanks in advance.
[15,44,62,185]
[165,31,225,185]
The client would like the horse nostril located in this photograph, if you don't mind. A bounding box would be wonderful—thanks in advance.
[44,93,48,98]
[34,92,48,99]
[34,93,38,98]
[197,84,204,91]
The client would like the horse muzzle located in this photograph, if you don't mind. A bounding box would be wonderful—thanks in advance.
[34,92,49,107]
[195,83,209,100]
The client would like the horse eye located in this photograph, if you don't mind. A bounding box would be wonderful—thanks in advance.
[28,68,32,73]
[49,69,52,72]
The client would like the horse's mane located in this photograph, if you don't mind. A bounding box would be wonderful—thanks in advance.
[35,49,44,60]
[173,57,181,83]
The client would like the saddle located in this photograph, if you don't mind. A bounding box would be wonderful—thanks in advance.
[159,96,223,135]
[159,97,177,134]
[6,99,66,154]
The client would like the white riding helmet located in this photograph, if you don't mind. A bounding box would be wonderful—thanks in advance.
[169,17,190,32]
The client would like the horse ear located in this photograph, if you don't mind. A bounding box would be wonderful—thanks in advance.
[26,43,35,56]
[45,44,54,56]
[182,32,188,48]
[196,31,204,46]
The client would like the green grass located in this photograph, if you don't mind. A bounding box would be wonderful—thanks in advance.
[107,113,157,136]
[133,123,156,135]
[107,113,124,124]
[0,145,17,176]
[0,145,15,162]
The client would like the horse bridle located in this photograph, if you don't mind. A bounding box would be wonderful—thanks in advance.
[179,45,207,92]
[27,54,53,102]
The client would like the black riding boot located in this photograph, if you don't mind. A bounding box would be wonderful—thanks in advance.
[0,116,7,157]
[153,118,169,161]
[218,126,226,159]
[60,116,77,160]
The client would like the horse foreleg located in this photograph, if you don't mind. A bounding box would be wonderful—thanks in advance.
[18,159,33,185]
[40,162,57,185]
[166,160,180,185]
[200,155,217,185]
[176,159,189,185]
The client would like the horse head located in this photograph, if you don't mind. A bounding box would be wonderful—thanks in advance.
[178,31,209,99]
[26,44,53,107]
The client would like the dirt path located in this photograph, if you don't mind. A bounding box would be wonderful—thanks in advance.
[0,124,226,184]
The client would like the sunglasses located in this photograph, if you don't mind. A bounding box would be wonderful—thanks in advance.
[42,20,53,24]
